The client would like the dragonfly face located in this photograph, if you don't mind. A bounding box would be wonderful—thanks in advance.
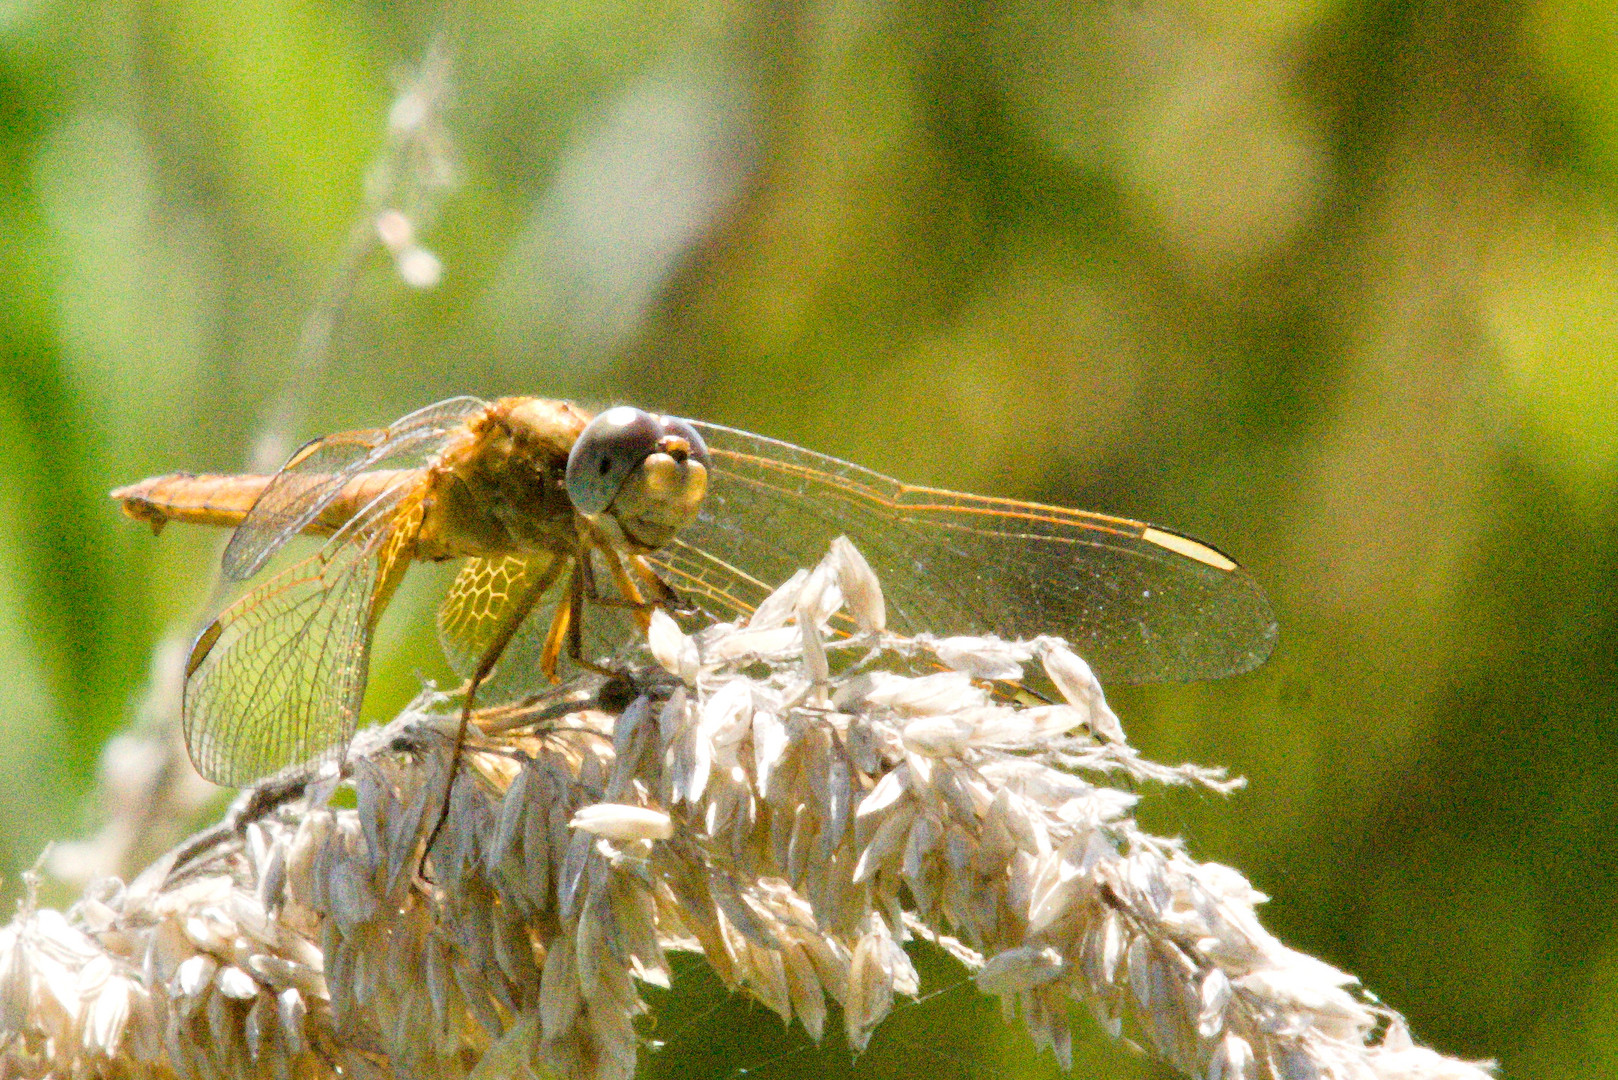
[565,406,711,551]
[114,395,1278,789]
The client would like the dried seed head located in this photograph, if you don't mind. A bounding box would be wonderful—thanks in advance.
[570,804,674,843]
[828,535,885,633]
[3,539,1491,1080]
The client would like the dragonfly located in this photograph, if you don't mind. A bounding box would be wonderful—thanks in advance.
[113,395,1277,793]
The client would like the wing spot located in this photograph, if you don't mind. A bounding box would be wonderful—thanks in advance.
[187,621,223,677]
[1142,527,1236,572]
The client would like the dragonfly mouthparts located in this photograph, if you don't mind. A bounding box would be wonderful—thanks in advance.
[658,434,694,462]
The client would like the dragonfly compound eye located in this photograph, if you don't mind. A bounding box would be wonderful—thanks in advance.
[567,406,662,516]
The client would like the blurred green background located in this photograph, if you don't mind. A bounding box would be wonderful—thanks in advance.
[3,0,1616,1075]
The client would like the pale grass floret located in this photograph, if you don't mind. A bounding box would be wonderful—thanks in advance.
[0,540,1494,1079]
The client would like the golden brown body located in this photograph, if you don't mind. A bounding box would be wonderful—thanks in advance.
[113,397,594,563]
[112,396,710,790]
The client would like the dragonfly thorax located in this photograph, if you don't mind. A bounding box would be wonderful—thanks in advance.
[421,398,589,559]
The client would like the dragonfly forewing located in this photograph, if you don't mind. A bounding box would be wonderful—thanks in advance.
[222,396,487,580]
[682,422,1277,684]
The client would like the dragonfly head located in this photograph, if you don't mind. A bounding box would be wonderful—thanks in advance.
[566,406,710,550]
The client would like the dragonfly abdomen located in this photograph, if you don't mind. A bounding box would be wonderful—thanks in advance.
[112,469,427,540]
[113,474,274,533]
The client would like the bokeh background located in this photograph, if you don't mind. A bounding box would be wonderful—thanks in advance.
[3,0,1616,1075]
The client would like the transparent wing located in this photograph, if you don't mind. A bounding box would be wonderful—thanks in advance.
[183,479,422,786]
[222,395,487,580]
[437,553,568,678]
[666,422,1278,685]
[437,551,634,702]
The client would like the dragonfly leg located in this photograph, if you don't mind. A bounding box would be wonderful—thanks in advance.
[566,567,588,664]
[421,553,570,871]
[552,562,625,678]
[538,570,575,678]
[627,553,693,615]
[577,546,657,617]
[580,545,664,631]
